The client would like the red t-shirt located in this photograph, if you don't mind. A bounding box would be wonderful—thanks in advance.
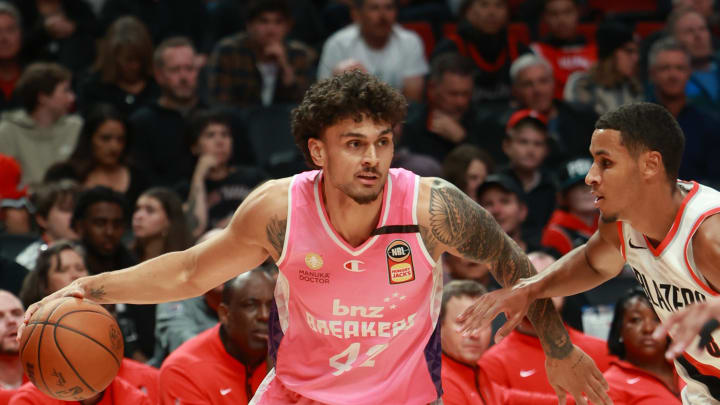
[118,358,159,403]
[478,327,615,394]
[159,324,267,405]
[8,377,151,405]
[442,353,575,405]
[530,41,597,99]
[0,389,16,405]
[541,210,598,255]
[604,359,683,405]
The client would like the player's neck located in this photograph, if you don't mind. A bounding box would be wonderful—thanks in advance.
[322,179,384,248]
[627,182,684,245]
[0,353,22,389]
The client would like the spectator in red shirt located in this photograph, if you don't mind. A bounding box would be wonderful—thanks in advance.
[542,157,598,256]
[0,290,24,404]
[158,266,274,404]
[441,280,575,404]
[9,377,151,405]
[478,251,615,395]
[530,0,596,98]
[604,287,683,404]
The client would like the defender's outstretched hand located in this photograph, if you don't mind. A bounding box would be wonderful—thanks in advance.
[456,279,534,343]
[653,298,720,360]
[546,345,612,405]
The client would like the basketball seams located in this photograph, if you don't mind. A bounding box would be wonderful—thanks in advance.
[35,298,71,397]
[54,311,122,367]
[52,326,99,395]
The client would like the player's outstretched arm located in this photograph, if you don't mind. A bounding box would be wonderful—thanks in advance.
[19,178,290,341]
[417,178,612,405]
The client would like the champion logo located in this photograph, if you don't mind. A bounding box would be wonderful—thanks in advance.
[343,260,365,273]
[220,388,232,396]
[519,369,536,378]
[626,377,641,385]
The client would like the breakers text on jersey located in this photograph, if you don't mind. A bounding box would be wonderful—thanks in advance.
[305,298,417,339]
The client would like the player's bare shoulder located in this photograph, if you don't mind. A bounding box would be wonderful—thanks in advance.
[228,177,291,261]
[691,214,720,291]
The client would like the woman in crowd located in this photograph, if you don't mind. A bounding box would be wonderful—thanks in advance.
[604,287,682,404]
[442,144,494,202]
[18,240,88,308]
[44,103,148,207]
[132,187,192,263]
[77,16,159,117]
[564,20,643,116]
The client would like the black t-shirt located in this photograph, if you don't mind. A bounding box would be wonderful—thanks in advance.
[203,166,269,229]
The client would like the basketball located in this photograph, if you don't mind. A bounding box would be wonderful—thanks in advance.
[19,297,124,401]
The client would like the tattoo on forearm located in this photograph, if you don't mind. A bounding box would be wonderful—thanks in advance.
[88,286,106,300]
[428,179,572,358]
[266,216,287,256]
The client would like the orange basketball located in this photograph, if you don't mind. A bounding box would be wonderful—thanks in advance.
[19,297,124,401]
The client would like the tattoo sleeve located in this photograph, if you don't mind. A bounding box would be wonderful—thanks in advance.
[429,179,572,359]
[266,216,287,257]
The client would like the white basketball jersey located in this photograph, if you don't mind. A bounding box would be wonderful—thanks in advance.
[618,181,720,403]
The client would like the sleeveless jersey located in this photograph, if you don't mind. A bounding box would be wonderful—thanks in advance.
[254,169,443,405]
[618,181,720,402]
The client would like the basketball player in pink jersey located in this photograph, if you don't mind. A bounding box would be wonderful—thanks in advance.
[459,102,720,404]
[18,71,610,405]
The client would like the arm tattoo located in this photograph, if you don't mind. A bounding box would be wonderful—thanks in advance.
[88,286,106,300]
[419,225,440,258]
[429,180,572,358]
[266,216,287,257]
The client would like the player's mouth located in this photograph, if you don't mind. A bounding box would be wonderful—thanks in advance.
[357,172,379,186]
[591,191,604,206]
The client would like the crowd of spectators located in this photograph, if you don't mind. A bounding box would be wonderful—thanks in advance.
[1,0,716,403]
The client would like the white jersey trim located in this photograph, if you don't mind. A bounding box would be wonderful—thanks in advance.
[412,175,436,267]
[312,171,392,257]
[275,175,297,267]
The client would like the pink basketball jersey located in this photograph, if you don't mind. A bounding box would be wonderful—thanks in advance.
[255,169,443,405]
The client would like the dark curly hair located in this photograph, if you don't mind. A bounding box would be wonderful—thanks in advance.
[291,70,408,169]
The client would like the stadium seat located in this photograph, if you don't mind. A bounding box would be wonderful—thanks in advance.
[588,0,657,14]
[401,21,435,60]
[635,21,665,38]
[539,22,597,43]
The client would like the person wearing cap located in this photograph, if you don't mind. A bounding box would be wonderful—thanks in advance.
[564,20,643,116]
[502,53,597,167]
[647,37,720,187]
[541,157,598,256]
[0,154,32,236]
[476,173,534,252]
[500,109,557,247]
[529,0,597,99]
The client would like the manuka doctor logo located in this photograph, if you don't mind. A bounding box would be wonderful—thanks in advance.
[299,252,330,284]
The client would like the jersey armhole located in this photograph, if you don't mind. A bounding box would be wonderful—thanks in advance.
[275,175,297,267]
[412,175,436,267]
[683,208,720,297]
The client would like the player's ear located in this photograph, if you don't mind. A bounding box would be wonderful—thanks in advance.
[641,150,662,180]
[308,138,325,167]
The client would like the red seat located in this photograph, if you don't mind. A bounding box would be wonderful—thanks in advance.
[588,0,657,14]
[401,21,435,60]
[635,21,665,38]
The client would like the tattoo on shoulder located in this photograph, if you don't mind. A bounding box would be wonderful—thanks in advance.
[428,179,503,265]
[266,216,287,256]
[88,286,106,300]
[419,225,440,258]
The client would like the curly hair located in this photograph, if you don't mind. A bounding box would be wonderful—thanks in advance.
[291,70,408,169]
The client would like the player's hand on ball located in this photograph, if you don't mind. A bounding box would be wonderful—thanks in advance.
[546,345,612,405]
[456,280,533,342]
[17,280,86,342]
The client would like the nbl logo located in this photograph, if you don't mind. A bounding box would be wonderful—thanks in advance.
[386,240,415,284]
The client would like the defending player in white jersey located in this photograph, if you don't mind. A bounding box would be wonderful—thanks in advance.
[460,102,720,404]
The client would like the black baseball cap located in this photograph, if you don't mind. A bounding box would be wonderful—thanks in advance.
[477,174,524,199]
